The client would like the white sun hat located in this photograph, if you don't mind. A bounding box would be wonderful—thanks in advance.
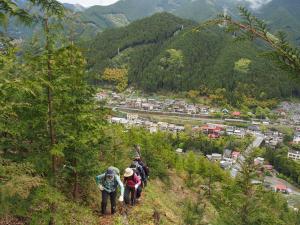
[124,168,134,177]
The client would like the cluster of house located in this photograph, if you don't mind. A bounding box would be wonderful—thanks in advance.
[192,124,225,138]
[206,150,277,177]
[193,123,252,139]
[96,90,219,115]
[275,102,300,125]
[109,113,185,133]
[264,130,284,149]
[205,149,241,169]
[226,126,247,138]
[293,128,300,144]
[120,97,211,115]
[287,128,300,161]
[254,157,274,173]
[194,123,287,152]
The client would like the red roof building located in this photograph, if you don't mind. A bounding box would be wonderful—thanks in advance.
[263,165,273,171]
[232,111,241,117]
[275,184,288,193]
[231,151,240,159]
[208,133,220,139]
[201,124,223,134]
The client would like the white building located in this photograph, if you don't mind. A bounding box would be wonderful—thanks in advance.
[157,122,168,130]
[226,126,235,135]
[176,148,183,154]
[127,113,138,121]
[233,129,245,138]
[211,153,222,161]
[293,132,300,144]
[254,157,264,165]
[149,126,158,133]
[111,117,128,124]
[186,105,197,114]
[141,103,154,110]
[175,126,185,132]
[288,150,300,161]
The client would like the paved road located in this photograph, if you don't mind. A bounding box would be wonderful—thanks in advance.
[264,176,300,193]
[231,133,265,177]
[265,176,300,210]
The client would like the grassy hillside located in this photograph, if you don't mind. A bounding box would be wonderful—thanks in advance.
[87,13,300,102]
[109,172,202,225]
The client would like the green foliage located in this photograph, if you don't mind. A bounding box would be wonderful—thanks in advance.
[264,146,300,186]
[212,6,300,74]
[0,0,32,25]
[0,0,64,29]
[87,13,300,104]
[126,128,177,179]
[183,200,205,225]
[0,2,105,220]
[2,3,300,225]
[173,131,252,155]
[30,185,97,225]
[102,68,128,92]
[234,58,251,73]
[0,159,43,216]
[212,158,299,225]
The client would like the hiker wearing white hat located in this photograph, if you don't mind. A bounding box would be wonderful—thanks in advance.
[123,168,141,205]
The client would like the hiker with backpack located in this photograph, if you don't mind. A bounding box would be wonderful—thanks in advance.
[133,154,150,187]
[133,144,142,159]
[130,160,146,188]
[96,166,124,215]
[123,168,141,205]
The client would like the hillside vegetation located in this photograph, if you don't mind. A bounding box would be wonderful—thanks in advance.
[8,0,300,46]
[258,0,300,46]
[1,1,300,225]
[80,0,300,45]
[87,13,300,105]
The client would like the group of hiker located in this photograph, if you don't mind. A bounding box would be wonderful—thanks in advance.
[96,145,150,215]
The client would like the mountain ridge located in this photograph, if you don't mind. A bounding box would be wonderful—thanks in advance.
[7,0,300,46]
[79,0,300,44]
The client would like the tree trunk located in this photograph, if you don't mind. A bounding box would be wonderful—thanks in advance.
[73,171,79,200]
[49,203,56,225]
[44,17,57,173]
[72,160,79,200]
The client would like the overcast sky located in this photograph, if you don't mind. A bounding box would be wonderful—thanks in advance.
[58,0,272,9]
[238,0,272,9]
[58,0,120,7]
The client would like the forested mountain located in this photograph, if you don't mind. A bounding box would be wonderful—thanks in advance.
[79,0,236,31]
[63,3,85,12]
[7,0,300,46]
[80,0,300,45]
[87,13,300,103]
[4,1,98,40]
[258,0,300,46]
